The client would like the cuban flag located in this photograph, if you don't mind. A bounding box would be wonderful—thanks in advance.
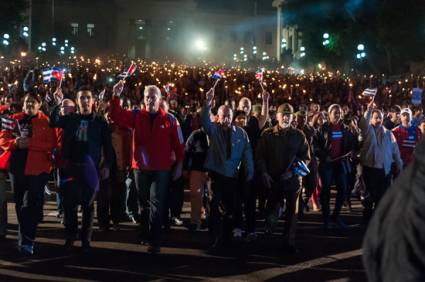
[255,68,265,81]
[362,88,378,97]
[212,69,225,80]
[118,63,137,78]
[1,117,18,131]
[43,67,64,83]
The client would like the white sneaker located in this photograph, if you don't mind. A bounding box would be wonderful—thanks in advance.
[172,217,183,226]
[233,228,243,238]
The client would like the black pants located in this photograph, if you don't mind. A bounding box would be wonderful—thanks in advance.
[233,177,257,233]
[10,172,48,246]
[208,172,238,245]
[63,164,96,243]
[134,169,169,247]
[362,166,392,219]
[168,176,184,219]
[265,176,301,245]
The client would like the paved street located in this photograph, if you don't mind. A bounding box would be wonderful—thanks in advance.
[0,196,366,282]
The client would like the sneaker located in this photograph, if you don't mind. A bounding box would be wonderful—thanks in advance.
[64,239,74,251]
[246,232,257,242]
[233,228,243,238]
[189,223,201,232]
[331,217,348,229]
[171,217,183,226]
[81,241,91,253]
[19,244,34,255]
[147,245,160,254]
[112,223,120,231]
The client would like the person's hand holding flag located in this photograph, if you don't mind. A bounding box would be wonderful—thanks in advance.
[113,80,125,97]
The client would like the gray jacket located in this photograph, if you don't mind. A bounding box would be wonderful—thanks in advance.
[359,108,403,175]
[201,105,254,180]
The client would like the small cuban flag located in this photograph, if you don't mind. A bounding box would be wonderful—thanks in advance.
[118,62,137,79]
[43,67,64,83]
[212,69,225,80]
[255,68,265,81]
[412,88,423,105]
[362,88,378,97]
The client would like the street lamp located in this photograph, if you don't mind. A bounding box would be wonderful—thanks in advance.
[300,46,306,58]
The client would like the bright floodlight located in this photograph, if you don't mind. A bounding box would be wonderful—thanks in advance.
[356,54,361,59]
[3,34,10,39]
[357,44,365,51]
[2,40,9,46]
[361,52,366,58]
[194,39,207,51]
[300,46,305,52]
[23,26,29,32]
[23,32,29,37]
[323,33,329,39]
[41,42,46,47]
[52,37,57,42]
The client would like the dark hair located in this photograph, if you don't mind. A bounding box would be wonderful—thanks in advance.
[389,105,401,113]
[77,85,93,93]
[23,92,42,104]
[233,110,247,122]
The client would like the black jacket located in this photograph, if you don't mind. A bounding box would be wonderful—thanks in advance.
[49,106,114,168]
[363,140,425,282]
[184,128,209,172]
[314,121,355,163]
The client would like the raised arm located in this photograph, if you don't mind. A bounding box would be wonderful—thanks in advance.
[257,91,270,129]
[109,80,136,129]
[201,87,216,136]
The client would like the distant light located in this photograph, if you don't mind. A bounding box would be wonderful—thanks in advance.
[300,46,305,52]
[38,46,42,50]
[41,42,46,47]
[281,38,286,43]
[42,47,46,52]
[357,44,365,51]
[2,40,9,46]
[361,52,366,58]
[70,46,75,50]
[60,50,65,54]
[52,37,57,42]
[3,34,10,39]
[60,46,65,50]
[253,46,257,50]
[323,33,329,39]
[194,39,207,51]
[22,32,29,37]
[318,63,322,69]
[20,52,27,57]
[262,52,267,56]
[356,54,361,59]
[23,26,29,32]
[253,50,257,54]
[240,47,244,51]
[300,52,306,57]
[64,39,69,44]
[52,42,57,46]
[167,27,171,31]
[139,26,144,30]
[108,77,114,83]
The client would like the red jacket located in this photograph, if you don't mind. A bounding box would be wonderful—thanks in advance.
[0,112,57,175]
[392,125,422,165]
[109,97,185,171]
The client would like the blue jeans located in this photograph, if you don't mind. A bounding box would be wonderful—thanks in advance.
[319,161,349,224]
[134,170,169,247]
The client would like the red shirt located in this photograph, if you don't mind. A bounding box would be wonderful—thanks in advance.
[329,123,343,160]
[392,125,421,165]
[109,97,185,171]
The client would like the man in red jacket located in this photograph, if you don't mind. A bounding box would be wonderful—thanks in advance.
[110,81,185,254]
[392,108,422,167]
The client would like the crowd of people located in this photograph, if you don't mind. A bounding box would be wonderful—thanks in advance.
[0,57,424,257]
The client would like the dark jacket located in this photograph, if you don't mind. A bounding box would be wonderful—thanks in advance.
[256,125,310,177]
[49,106,114,168]
[363,140,425,282]
[184,128,209,172]
[314,121,355,163]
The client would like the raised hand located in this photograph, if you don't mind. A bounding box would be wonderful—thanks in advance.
[113,80,125,97]
[206,87,215,106]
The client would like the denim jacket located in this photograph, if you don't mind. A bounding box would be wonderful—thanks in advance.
[201,105,254,180]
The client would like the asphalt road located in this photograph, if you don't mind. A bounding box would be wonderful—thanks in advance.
[0,197,367,282]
